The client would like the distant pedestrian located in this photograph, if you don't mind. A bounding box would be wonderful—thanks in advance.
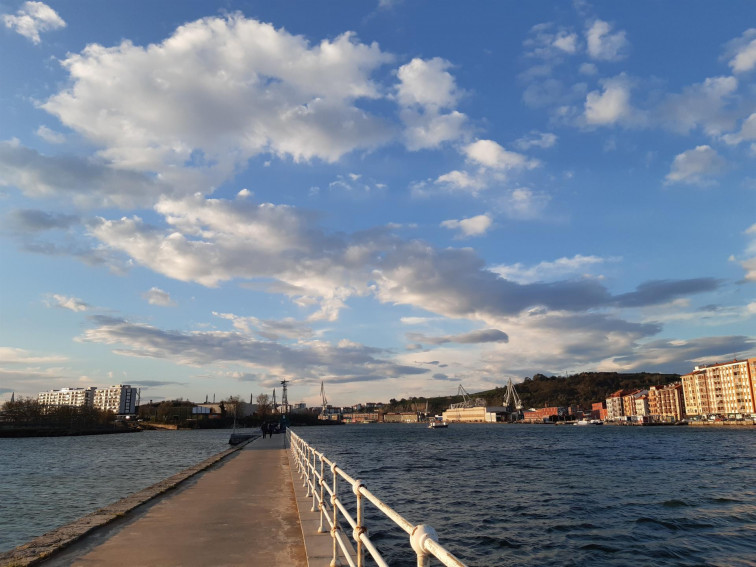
[261,423,266,438]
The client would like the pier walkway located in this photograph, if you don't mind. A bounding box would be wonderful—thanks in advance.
[41,435,309,567]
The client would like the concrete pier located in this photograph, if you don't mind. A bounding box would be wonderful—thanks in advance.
[5,435,313,567]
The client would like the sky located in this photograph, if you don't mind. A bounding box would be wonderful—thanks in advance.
[1,0,755,408]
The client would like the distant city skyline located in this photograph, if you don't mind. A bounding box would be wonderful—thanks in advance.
[1,1,755,407]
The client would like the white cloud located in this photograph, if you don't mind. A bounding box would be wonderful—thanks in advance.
[514,131,557,150]
[491,254,612,284]
[743,223,756,282]
[396,58,468,149]
[725,29,756,73]
[42,14,394,180]
[2,1,65,44]
[585,19,628,61]
[464,140,538,170]
[0,346,67,365]
[401,109,468,151]
[579,62,598,75]
[433,170,484,192]
[396,57,461,109]
[722,112,756,145]
[0,140,169,208]
[48,294,90,312]
[659,76,739,137]
[440,214,492,238]
[496,188,550,220]
[524,23,579,59]
[36,126,65,144]
[584,76,631,125]
[665,145,725,186]
[142,287,176,307]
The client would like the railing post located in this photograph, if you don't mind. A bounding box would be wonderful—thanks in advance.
[317,458,326,533]
[310,451,318,512]
[353,479,366,567]
[330,463,341,567]
[411,525,439,567]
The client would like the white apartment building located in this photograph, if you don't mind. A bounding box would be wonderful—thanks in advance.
[681,358,756,418]
[38,387,95,408]
[93,385,137,415]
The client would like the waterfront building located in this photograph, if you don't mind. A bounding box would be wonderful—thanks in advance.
[634,394,650,419]
[605,390,627,420]
[38,387,95,408]
[93,385,137,415]
[591,401,607,421]
[648,383,686,422]
[520,406,564,423]
[681,358,756,418]
[443,406,509,423]
[382,412,420,423]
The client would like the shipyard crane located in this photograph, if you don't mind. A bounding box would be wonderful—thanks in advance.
[449,384,486,409]
[503,378,523,412]
[320,381,328,416]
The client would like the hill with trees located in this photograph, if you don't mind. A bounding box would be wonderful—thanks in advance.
[384,372,681,414]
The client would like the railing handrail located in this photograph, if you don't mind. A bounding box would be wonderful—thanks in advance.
[288,429,468,567]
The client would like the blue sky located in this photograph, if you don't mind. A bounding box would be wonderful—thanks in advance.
[1,0,755,407]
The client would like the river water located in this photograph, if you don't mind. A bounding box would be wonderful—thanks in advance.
[1,425,755,566]
[0,428,241,553]
[294,424,756,567]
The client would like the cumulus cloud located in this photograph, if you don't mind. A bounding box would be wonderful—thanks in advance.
[440,214,492,238]
[725,29,756,73]
[584,76,632,125]
[464,139,538,170]
[142,287,176,307]
[585,19,628,61]
[722,112,756,145]
[665,145,726,186]
[2,1,65,44]
[396,57,468,149]
[42,14,394,180]
[523,23,579,59]
[658,76,739,137]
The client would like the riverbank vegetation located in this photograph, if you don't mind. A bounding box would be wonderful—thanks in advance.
[0,397,120,437]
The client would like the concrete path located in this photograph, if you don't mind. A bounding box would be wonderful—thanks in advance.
[44,435,307,567]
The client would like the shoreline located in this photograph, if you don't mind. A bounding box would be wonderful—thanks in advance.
[0,435,259,567]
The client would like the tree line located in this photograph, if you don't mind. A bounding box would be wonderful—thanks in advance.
[1,397,116,429]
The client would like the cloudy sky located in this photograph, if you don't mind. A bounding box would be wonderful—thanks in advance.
[1,0,755,407]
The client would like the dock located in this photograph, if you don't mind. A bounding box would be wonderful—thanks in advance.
[1,434,332,567]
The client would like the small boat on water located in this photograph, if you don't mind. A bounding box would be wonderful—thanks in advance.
[428,420,449,429]
[574,419,603,426]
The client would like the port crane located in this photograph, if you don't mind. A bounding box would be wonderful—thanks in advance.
[449,384,486,409]
[503,378,523,420]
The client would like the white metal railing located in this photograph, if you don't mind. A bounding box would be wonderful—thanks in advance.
[288,430,468,567]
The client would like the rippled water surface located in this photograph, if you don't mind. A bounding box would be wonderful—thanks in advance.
[0,429,239,552]
[294,424,756,567]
